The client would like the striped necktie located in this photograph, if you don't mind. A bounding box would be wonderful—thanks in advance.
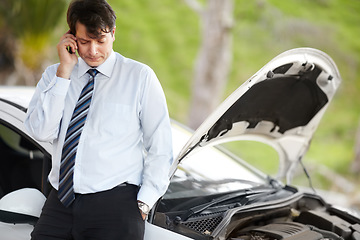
[58,69,98,207]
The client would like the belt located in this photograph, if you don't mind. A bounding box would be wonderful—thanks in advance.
[73,183,130,197]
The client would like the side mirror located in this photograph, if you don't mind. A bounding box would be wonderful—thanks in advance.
[0,188,46,225]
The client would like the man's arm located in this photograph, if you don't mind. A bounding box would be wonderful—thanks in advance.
[137,66,173,216]
[24,31,79,141]
[24,66,70,141]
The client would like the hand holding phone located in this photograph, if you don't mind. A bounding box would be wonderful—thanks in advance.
[56,30,78,79]
[66,30,77,54]
[67,46,74,54]
[58,30,77,55]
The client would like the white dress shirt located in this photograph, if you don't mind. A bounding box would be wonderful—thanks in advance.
[25,51,173,208]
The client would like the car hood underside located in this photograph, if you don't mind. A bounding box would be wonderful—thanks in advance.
[174,48,342,182]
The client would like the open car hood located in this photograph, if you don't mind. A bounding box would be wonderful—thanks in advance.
[174,48,341,183]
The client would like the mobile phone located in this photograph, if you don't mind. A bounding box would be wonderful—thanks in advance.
[67,30,76,54]
[67,46,73,54]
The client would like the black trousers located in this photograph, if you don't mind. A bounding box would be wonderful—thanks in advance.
[31,184,145,240]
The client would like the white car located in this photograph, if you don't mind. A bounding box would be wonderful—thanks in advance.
[1,48,359,240]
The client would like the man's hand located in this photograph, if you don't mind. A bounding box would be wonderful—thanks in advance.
[139,210,147,221]
[56,30,78,79]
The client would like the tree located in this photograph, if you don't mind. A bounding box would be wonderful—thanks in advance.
[184,0,234,129]
[0,0,67,86]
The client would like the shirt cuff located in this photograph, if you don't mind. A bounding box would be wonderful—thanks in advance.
[137,186,162,209]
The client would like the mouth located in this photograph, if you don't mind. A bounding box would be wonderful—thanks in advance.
[87,57,101,62]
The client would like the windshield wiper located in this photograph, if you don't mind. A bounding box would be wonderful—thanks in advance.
[180,187,279,221]
[182,178,263,187]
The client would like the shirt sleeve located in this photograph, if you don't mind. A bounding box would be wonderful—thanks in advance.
[24,64,71,142]
[136,66,173,209]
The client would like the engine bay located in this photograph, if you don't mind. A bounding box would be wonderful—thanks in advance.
[228,210,360,240]
[230,222,337,240]
[153,191,360,240]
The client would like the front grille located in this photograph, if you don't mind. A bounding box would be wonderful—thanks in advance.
[182,212,224,235]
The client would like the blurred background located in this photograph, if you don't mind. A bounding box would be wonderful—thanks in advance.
[0,0,359,207]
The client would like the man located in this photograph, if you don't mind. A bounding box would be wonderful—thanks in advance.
[25,0,173,239]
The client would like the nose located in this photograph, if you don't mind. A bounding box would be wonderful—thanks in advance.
[89,42,97,56]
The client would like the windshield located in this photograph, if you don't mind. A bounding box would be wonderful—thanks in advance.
[164,123,267,199]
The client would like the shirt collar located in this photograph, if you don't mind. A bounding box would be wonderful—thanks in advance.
[77,50,116,79]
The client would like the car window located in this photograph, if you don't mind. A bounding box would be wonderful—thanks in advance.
[0,122,45,198]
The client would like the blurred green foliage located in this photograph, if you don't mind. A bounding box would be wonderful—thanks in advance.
[107,0,360,190]
[0,0,67,36]
[227,0,360,190]
[1,0,359,190]
[110,0,200,121]
[0,0,67,71]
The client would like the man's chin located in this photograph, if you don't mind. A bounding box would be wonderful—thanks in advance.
[85,58,103,68]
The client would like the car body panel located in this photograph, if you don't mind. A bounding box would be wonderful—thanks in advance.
[0,87,52,155]
[144,221,193,240]
[0,222,33,240]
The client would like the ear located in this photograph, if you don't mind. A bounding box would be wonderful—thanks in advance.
[111,26,116,41]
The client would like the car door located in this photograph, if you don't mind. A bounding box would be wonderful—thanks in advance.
[0,99,51,240]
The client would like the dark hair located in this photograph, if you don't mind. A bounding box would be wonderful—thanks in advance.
[67,0,116,38]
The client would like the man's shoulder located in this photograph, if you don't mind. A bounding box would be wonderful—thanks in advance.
[45,62,61,71]
[114,52,153,73]
[44,61,82,77]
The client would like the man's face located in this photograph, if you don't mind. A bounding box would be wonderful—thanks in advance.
[75,22,115,68]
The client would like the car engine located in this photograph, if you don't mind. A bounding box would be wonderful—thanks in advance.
[154,191,360,240]
[230,222,337,240]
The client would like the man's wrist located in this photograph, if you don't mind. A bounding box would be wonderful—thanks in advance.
[137,200,150,215]
[56,64,74,80]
